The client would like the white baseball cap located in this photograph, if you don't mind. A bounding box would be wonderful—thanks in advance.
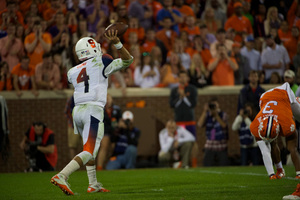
[122,111,134,120]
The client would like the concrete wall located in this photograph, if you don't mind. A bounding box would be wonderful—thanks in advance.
[0,85,276,172]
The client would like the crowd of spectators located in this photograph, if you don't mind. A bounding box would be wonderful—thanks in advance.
[0,0,300,94]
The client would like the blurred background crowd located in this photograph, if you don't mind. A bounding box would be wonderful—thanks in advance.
[2,0,300,94]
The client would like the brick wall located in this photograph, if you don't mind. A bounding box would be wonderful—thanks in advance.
[0,85,274,172]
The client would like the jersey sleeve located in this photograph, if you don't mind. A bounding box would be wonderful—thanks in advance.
[103,56,133,77]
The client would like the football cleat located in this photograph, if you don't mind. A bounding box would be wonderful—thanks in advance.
[87,182,110,193]
[276,168,285,179]
[172,161,182,169]
[50,174,74,195]
[269,174,277,180]
[295,175,300,179]
[283,184,300,199]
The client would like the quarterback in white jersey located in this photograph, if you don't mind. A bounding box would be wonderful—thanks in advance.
[51,30,133,195]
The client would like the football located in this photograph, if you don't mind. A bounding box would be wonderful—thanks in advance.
[104,22,128,37]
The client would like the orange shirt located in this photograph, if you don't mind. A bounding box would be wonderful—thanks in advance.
[161,64,179,86]
[155,29,177,51]
[24,32,52,70]
[181,26,200,40]
[11,63,34,90]
[186,48,212,68]
[287,1,298,28]
[250,88,295,139]
[209,57,238,86]
[141,40,156,53]
[19,0,32,15]
[38,0,51,14]
[278,29,292,43]
[43,7,67,21]
[284,37,300,62]
[151,1,163,19]
[224,15,253,43]
[123,27,145,44]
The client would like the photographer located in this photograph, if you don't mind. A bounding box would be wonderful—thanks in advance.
[198,97,229,166]
[232,103,261,166]
[19,122,57,172]
[106,111,140,170]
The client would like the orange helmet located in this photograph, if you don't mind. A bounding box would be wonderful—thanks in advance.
[258,115,280,142]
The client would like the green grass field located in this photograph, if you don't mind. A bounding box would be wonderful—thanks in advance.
[1,166,299,200]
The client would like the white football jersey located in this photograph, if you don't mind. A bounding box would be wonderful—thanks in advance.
[67,55,123,108]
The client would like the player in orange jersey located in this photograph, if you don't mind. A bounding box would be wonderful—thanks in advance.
[250,82,300,180]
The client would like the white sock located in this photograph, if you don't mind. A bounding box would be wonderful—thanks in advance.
[86,165,97,185]
[275,162,283,169]
[296,171,300,176]
[60,160,80,179]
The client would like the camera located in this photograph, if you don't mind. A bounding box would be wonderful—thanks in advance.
[124,119,131,127]
[208,103,216,110]
[243,110,249,116]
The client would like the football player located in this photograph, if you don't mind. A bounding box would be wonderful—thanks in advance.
[249,83,300,199]
[50,30,133,195]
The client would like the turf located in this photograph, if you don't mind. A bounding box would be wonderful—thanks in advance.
[0,166,299,200]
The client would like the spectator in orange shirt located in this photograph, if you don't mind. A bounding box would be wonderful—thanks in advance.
[35,52,61,90]
[284,26,300,62]
[11,55,38,97]
[208,44,239,86]
[123,17,145,45]
[43,0,67,26]
[24,21,52,70]
[278,21,292,43]
[0,61,13,91]
[225,2,253,43]
[0,1,25,27]
[186,35,212,68]
[0,23,24,73]
[141,29,157,53]
[181,15,200,43]
[155,17,177,52]
[287,0,300,29]
[160,52,184,88]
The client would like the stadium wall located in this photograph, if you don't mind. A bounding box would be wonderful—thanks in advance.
[0,85,276,172]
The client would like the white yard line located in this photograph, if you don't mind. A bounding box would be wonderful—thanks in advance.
[185,169,297,180]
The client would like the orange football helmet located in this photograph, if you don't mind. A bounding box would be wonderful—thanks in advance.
[258,115,280,142]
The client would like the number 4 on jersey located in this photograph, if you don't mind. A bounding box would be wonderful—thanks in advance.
[77,68,90,93]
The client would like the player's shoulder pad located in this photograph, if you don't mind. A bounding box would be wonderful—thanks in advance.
[102,54,114,68]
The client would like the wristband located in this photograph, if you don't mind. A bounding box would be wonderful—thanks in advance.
[114,42,123,50]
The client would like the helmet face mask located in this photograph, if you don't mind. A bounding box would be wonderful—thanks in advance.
[258,115,280,142]
[75,37,102,61]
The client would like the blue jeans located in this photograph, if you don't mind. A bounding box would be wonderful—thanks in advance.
[106,145,137,170]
